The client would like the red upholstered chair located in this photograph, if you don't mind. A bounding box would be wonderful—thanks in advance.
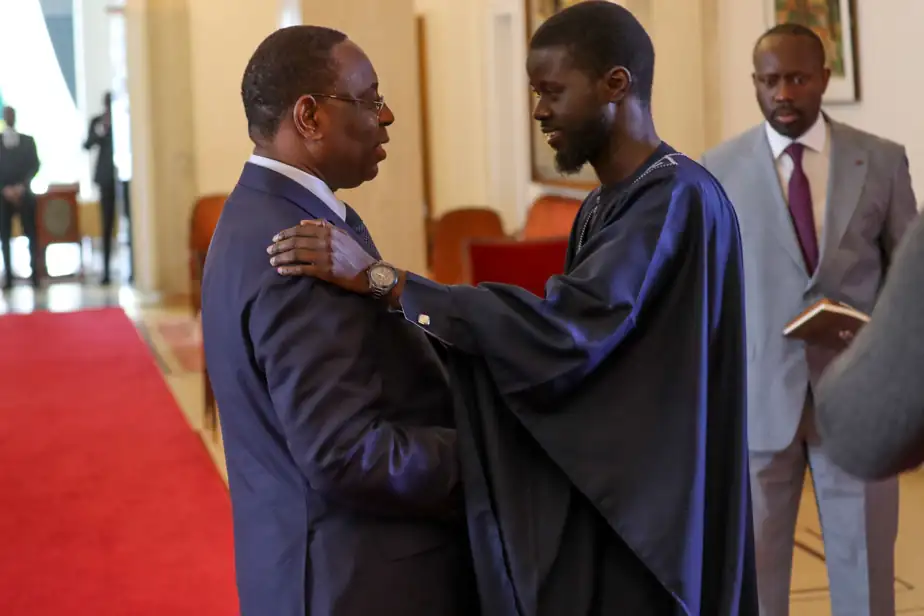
[429,208,506,284]
[189,194,227,315]
[465,237,570,297]
[521,195,582,239]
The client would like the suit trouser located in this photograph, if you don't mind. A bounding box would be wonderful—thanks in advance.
[0,195,38,285]
[98,180,116,280]
[749,398,899,616]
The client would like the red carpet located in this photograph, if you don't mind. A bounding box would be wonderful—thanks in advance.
[0,308,238,615]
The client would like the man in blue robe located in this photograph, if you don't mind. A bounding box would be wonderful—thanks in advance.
[266,3,757,614]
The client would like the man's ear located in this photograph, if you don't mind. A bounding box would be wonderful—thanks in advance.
[293,95,321,140]
[603,66,633,104]
[820,66,832,94]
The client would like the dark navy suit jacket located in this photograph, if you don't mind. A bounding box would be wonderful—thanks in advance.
[201,163,475,616]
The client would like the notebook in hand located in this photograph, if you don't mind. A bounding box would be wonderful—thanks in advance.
[783,298,870,348]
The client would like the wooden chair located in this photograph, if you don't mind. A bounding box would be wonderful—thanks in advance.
[189,194,226,312]
[465,236,569,297]
[429,207,506,284]
[35,184,83,281]
[189,194,227,432]
[521,195,582,240]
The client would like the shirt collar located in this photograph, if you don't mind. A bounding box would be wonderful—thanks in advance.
[247,154,346,222]
[764,113,828,160]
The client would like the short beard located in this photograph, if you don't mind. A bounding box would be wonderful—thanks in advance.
[554,113,610,175]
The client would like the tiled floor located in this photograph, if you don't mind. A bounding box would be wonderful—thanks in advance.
[135,302,228,483]
[791,476,924,615]
[2,280,921,615]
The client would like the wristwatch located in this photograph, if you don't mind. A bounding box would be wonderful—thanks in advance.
[366,261,399,299]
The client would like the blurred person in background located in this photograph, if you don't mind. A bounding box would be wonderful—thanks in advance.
[0,105,40,289]
[84,92,116,285]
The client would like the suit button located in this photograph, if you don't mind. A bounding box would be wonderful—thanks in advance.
[417,314,431,326]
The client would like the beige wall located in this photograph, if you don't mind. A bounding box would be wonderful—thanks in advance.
[647,0,713,157]
[413,0,492,224]
[127,0,293,295]
[300,0,429,272]
[124,0,197,296]
[187,3,278,196]
[126,0,280,296]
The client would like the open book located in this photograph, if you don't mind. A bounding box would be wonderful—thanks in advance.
[783,298,870,348]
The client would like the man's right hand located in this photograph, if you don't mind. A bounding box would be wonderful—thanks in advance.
[268,220,377,295]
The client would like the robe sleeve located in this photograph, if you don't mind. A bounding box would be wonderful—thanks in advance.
[400,177,700,396]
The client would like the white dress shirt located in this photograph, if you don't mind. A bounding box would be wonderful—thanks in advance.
[1,127,19,149]
[765,114,829,241]
[248,154,346,222]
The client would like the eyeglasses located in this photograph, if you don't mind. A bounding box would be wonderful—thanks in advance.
[310,94,386,117]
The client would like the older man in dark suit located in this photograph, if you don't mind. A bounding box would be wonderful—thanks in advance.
[201,26,476,616]
[0,106,40,289]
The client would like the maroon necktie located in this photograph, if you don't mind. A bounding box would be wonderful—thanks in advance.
[785,143,819,274]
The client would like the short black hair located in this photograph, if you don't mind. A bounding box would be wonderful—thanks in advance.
[241,25,347,143]
[754,23,827,67]
[529,1,655,105]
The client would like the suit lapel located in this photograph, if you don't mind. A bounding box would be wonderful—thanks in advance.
[751,130,809,275]
[817,121,867,275]
[237,162,369,250]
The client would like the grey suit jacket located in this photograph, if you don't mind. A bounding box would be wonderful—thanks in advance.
[701,118,917,452]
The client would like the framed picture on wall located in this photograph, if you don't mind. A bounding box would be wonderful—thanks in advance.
[766,0,860,103]
[525,0,598,189]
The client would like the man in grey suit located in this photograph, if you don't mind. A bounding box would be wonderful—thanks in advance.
[201,26,475,615]
[701,23,917,616]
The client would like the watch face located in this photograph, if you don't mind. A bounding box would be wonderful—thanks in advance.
[370,264,396,288]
